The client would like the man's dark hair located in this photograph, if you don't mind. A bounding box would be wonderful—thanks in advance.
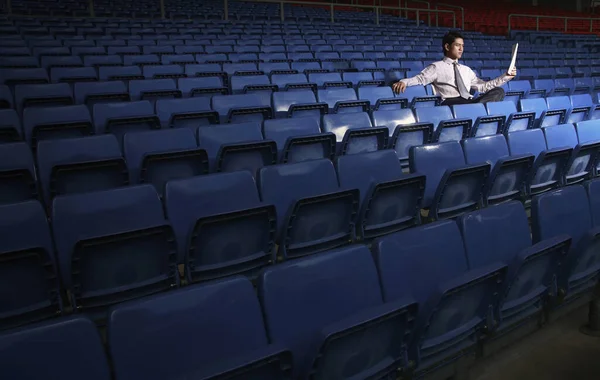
[442,31,464,56]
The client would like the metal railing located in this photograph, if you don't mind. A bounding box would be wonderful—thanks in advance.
[228,0,456,28]
[508,13,600,34]
[436,2,464,30]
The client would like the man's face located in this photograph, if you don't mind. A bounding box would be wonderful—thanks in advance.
[445,38,464,60]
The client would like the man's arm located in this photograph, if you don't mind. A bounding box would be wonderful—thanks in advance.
[401,64,438,86]
[393,64,437,94]
[469,68,516,93]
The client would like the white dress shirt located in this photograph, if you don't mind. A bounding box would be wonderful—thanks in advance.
[400,56,511,100]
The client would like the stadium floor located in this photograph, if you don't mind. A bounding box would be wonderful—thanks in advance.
[472,305,600,380]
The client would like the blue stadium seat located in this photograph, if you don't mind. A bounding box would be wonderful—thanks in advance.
[322,112,388,155]
[23,105,93,151]
[452,103,506,136]
[507,129,570,196]
[259,245,416,379]
[0,142,38,204]
[37,134,128,205]
[0,317,111,380]
[270,73,314,91]
[258,159,359,259]
[0,85,13,109]
[0,109,22,143]
[0,200,62,329]
[458,201,570,333]
[124,128,208,196]
[486,100,535,132]
[415,105,473,142]
[0,56,38,70]
[462,135,534,205]
[396,85,441,108]
[520,98,566,128]
[230,74,276,94]
[342,71,383,88]
[212,93,272,123]
[155,98,218,128]
[570,94,600,120]
[263,117,335,163]
[143,64,186,79]
[110,277,291,380]
[531,185,600,304]
[178,77,228,97]
[98,66,144,82]
[543,123,600,184]
[272,89,327,120]
[336,150,425,239]
[533,79,554,97]
[52,184,179,316]
[372,108,434,168]
[165,171,276,281]
[373,220,506,378]
[93,101,161,145]
[83,55,122,68]
[575,120,600,160]
[0,68,49,87]
[129,78,182,102]
[553,78,574,95]
[14,83,73,112]
[410,141,490,220]
[197,122,277,175]
[546,95,589,124]
[358,86,406,111]
[259,61,293,74]
[74,81,130,108]
[573,77,593,94]
[308,72,348,88]
[317,87,369,113]
[50,67,98,84]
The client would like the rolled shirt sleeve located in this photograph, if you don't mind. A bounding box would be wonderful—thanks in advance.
[469,69,511,93]
[401,64,438,86]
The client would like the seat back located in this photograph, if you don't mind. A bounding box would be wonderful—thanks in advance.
[259,159,358,258]
[165,171,275,280]
[263,117,333,163]
[259,245,410,378]
[409,141,466,207]
[531,185,597,297]
[0,317,111,380]
[155,98,214,128]
[124,128,207,193]
[374,220,504,369]
[0,142,37,204]
[37,134,127,205]
[93,101,159,144]
[336,150,424,238]
[197,121,276,175]
[110,277,290,380]
[23,105,92,149]
[0,200,61,329]
[52,185,178,313]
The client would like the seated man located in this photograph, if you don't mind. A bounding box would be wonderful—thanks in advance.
[393,31,517,106]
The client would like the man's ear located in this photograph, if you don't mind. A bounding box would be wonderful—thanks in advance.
[444,43,449,52]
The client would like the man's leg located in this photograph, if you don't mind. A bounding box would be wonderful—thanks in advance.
[441,97,475,106]
[474,87,505,104]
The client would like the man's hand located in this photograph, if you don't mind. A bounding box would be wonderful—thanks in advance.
[392,81,407,94]
[506,67,517,78]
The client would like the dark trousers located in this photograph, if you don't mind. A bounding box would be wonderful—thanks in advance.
[441,87,505,106]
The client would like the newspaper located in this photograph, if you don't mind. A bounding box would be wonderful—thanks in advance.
[508,43,519,73]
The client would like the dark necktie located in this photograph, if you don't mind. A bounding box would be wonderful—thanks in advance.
[453,61,471,99]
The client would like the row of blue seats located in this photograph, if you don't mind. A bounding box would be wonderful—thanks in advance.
[1,88,598,153]
[3,115,600,243]
[2,180,600,379]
